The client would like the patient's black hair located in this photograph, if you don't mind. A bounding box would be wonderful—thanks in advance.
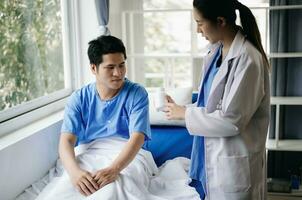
[87,35,127,69]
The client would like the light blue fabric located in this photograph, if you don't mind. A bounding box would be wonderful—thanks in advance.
[61,78,151,145]
[189,45,222,197]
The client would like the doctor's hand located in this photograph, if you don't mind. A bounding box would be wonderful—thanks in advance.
[164,102,186,120]
[93,166,119,189]
[165,94,175,104]
[70,168,99,196]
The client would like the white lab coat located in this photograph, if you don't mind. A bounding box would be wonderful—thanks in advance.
[185,31,270,200]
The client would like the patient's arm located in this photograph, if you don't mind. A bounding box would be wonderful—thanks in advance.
[59,132,99,196]
[93,132,145,188]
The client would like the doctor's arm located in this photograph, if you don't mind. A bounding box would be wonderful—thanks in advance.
[59,132,99,196]
[186,54,265,137]
[92,132,145,188]
[165,93,240,137]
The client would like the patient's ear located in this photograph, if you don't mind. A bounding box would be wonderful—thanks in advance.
[90,64,97,74]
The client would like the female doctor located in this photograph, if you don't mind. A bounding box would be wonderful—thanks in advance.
[164,0,270,199]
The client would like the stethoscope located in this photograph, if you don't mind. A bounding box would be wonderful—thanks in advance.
[197,46,233,111]
[216,64,232,110]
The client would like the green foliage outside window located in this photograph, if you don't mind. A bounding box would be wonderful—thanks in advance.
[0,0,64,111]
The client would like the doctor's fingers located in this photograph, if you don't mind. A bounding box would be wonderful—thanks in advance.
[165,111,174,120]
[162,106,170,113]
[162,104,172,113]
[165,95,175,103]
[166,102,178,108]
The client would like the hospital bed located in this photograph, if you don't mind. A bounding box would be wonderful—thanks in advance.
[15,92,203,199]
[144,125,193,167]
[143,93,203,197]
[144,92,197,166]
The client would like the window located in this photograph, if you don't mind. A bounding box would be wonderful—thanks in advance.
[0,0,72,124]
[122,0,269,91]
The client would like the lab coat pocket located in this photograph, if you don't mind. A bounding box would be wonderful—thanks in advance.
[218,155,251,193]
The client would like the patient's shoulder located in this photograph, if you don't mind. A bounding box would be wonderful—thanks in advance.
[126,79,148,98]
[67,83,96,106]
[121,80,148,111]
[79,82,95,96]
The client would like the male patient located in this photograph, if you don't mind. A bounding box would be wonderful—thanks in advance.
[59,35,151,196]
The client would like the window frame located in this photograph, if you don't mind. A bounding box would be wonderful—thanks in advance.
[121,4,276,90]
[122,9,198,89]
[0,0,82,136]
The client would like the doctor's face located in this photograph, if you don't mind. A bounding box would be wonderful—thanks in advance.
[91,53,126,91]
[193,8,221,44]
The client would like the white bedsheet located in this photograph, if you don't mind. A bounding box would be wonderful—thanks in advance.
[16,137,200,200]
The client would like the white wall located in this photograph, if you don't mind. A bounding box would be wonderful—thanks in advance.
[77,0,99,85]
[78,0,134,85]
[0,120,62,200]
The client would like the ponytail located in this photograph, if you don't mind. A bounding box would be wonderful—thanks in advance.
[193,0,269,69]
[235,1,270,69]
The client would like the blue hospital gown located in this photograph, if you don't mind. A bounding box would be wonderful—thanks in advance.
[61,78,151,145]
[189,45,222,198]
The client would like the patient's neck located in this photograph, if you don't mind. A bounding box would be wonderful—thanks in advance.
[96,83,122,101]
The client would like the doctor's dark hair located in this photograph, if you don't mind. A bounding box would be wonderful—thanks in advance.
[193,0,269,67]
[87,35,127,68]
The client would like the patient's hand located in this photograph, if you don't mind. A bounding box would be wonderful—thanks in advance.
[93,166,119,188]
[70,169,99,196]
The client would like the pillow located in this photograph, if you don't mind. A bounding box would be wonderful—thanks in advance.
[148,87,193,127]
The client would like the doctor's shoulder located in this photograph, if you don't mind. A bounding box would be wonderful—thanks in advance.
[236,41,264,72]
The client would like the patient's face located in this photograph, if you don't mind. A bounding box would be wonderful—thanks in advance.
[92,53,126,91]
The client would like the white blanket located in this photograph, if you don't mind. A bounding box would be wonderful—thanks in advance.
[18,137,200,200]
